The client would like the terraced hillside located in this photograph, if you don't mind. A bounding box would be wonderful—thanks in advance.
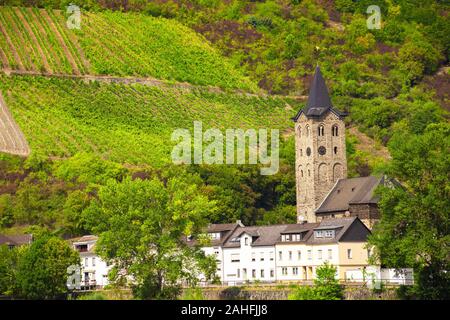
[0,91,30,156]
[0,7,256,91]
[0,75,294,165]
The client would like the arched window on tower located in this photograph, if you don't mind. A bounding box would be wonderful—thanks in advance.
[318,125,325,136]
[306,125,310,137]
[332,125,339,136]
[297,127,302,138]
[301,170,304,177]
[334,146,338,154]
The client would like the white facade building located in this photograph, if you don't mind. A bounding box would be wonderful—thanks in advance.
[190,217,412,285]
[70,235,112,289]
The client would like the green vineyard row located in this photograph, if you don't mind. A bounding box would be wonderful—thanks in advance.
[0,75,295,166]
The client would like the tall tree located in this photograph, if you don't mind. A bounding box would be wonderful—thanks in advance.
[15,236,79,299]
[369,123,450,299]
[85,175,218,299]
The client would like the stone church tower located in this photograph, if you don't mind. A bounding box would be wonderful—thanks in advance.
[293,66,348,223]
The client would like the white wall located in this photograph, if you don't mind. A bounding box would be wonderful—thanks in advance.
[222,234,276,285]
[275,243,339,281]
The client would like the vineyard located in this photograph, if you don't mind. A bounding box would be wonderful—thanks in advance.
[0,75,294,165]
[0,91,30,156]
[0,7,256,91]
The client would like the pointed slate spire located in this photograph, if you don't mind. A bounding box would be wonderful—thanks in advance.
[292,66,346,121]
[304,65,333,116]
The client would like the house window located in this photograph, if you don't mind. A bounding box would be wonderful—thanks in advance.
[347,249,352,259]
[278,251,282,261]
[243,268,247,277]
[297,251,301,260]
[289,251,292,260]
[231,254,240,262]
[282,267,288,276]
[244,237,248,246]
[84,258,88,267]
[252,253,256,262]
[252,269,256,278]
[318,125,325,136]
[237,269,240,278]
[332,125,339,136]
[307,250,312,260]
[210,232,221,240]
[260,253,264,261]
[315,230,335,239]
[270,269,274,278]
[270,252,274,261]
[318,250,322,260]
[92,257,96,267]
[293,267,298,275]
[328,249,333,260]
[260,270,265,278]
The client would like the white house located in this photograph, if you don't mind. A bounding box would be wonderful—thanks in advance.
[70,235,111,289]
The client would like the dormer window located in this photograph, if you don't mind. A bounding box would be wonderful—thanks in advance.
[314,230,335,239]
[75,244,88,252]
[281,233,302,242]
[209,232,221,240]
[244,237,249,246]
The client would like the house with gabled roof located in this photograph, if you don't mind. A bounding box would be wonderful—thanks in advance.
[69,235,112,289]
[188,216,375,284]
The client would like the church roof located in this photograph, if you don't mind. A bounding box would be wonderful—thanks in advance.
[315,176,383,214]
[292,66,346,121]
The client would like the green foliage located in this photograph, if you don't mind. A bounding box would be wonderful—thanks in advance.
[77,292,107,300]
[0,244,22,296]
[369,122,450,299]
[180,287,204,300]
[86,175,218,299]
[0,75,291,166]
[289,263,344,300]
[15,236,79,299]
[53,152,126,185]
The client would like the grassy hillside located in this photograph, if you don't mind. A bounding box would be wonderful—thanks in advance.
[0,6,257,91]
[0,75,293,165]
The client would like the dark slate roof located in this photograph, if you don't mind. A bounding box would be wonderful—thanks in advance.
[315,176,383,214]
[186,222,242,247]
[281,223,319,234]
[0,234,33,246]
[292,66,346,121]
[307,217,364,244]
[223,224,293,248]
[221,217,370,247]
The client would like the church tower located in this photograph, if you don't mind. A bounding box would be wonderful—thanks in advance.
[293,66,347,223]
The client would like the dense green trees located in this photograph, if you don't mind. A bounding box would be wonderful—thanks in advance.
[369,123,450,299]
[0,235,79,299]
[289,263,344,300]
[85,176,218,299]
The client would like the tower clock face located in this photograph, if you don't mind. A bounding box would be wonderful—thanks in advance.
[318,146,326,155]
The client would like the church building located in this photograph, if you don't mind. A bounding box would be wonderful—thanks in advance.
[293,66,388,229]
